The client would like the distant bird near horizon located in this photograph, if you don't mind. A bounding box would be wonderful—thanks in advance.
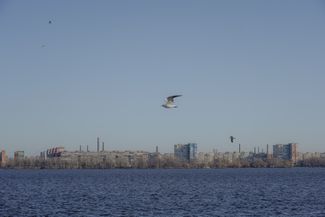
[162,95,182,109]
[230,136,236,143]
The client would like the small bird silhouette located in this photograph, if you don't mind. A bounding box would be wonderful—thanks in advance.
[48,20,52,24]
[230,136,236,143]
[162,95,182,109]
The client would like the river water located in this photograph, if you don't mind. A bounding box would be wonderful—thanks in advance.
[1,168,325,216]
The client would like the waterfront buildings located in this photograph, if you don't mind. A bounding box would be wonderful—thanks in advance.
[174,143,198,162]
[54,149,151,168]
[300,152,324,160]
[40,151,47,160]
[47,147,65,158]
[14,151,25,161]
[273,143,297,163]
[5,140,325,168]
[0,150,8,166]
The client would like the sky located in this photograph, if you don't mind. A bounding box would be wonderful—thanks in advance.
[1,0,325,156]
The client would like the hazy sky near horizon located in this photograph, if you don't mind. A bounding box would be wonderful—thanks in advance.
[1,0,325,156]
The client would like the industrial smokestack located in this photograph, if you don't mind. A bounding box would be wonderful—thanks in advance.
[102,142,104,152]
[239,144,241,153]
[87,145,89,152]
[97,137,100,152]
[267,144,269,155]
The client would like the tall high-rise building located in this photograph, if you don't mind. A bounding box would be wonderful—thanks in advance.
[174,143,197,162]
[273,143,297,162]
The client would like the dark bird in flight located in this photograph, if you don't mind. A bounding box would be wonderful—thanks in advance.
[230,136,236,143]
[162,95,182,109]
[48,20,52,24]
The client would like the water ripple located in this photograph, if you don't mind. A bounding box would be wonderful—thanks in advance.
[1,168,325,216]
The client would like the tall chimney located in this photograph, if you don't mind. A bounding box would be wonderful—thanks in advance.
[97,137,100,152]
[239,144,241,153]
[87,145,89,152]
[267,144,269,155]
[156,146,158,153]
[102,142,104,152]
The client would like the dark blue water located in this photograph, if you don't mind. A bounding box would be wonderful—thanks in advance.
[1,168,325,217]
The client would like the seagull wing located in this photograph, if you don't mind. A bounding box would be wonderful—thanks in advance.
[166,95,182,103]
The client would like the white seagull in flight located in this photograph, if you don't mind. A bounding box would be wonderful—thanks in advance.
[162,95,182,109]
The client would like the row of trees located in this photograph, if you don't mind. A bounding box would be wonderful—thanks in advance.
[2,156,325,169]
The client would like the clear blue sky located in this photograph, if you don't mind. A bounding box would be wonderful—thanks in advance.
[1,0,325,156]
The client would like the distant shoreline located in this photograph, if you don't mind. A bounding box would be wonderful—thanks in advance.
[2,154,325,169]
[1,166,325,170]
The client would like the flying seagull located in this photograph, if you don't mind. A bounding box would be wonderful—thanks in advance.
[162,95,182,109]
[230,136,236,143]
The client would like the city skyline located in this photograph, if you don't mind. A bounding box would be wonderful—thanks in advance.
[1,1,325,156]
[2,142,324,170]
[0,139,323,158]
